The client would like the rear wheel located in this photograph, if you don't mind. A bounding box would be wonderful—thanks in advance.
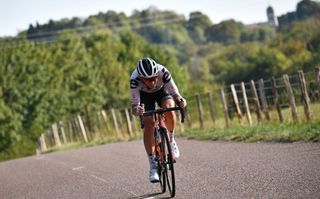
[161,127,175,197]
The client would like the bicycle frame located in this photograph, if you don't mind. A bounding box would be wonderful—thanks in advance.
[141,106,185,197]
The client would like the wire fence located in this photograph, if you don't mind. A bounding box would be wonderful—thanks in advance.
[37,67,320,153]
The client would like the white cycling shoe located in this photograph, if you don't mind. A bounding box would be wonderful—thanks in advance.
[149,168,159,183]
[171,140,180,159]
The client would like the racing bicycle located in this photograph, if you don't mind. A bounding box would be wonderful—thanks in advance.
[142,106,185,198]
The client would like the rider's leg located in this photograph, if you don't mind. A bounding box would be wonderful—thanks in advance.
[161,98,176,136]
[143,116,155,155]
[143,116,159,182]
[162,98,180,158]
[140,91,159,182]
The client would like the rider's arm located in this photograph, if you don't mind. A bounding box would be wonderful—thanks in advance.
[160,66,187,108]
[160,67,180,96]
[130,78,144,116]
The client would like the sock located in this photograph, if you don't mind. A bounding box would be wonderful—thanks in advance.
[169,131,174,142]
[148,154,156,169]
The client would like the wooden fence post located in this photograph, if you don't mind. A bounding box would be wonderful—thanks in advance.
[101,110,110,132]
[219,88,230,127]
[124,108,133,136]
[298,70,311,121]
[258,79,270,120]
[315,67,320,100]
[230,84,242,123]
[52,123,62,147]
[250,80,262,122]
[77,114,88,142]
[207,91,216,123]
[195,94,204,129]
[283,74,298,122]
[59,121,67,144]
[111,108,121,137]
[127,110,138,135]
[40,133,47,152]
[241,82,252,126]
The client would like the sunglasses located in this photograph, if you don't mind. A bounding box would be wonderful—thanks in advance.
[141,76,158,82]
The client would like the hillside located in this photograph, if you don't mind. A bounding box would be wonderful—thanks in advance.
[1,0,320,160]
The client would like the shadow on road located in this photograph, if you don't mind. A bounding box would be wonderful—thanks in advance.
[128,191,171,199]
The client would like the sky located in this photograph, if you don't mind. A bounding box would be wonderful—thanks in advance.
[0,0,301,37]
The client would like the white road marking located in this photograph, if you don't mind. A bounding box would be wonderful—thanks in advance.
[90,174,109,183]
[72,166,84,171]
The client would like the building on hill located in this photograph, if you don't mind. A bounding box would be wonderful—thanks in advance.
[245,5,278,29]
[267,5,278,26]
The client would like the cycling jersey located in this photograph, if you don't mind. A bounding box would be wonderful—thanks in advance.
[130,64,180,105]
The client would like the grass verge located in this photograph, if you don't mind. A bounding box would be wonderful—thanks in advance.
[178,122,320,142]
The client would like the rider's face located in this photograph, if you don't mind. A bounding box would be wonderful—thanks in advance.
[142,76,158,89]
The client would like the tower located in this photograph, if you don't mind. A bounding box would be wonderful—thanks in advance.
[267,6,277,26]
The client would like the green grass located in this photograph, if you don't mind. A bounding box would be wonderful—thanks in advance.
[178,122,320,142]
[44,121,319,156]
[176,102,320,143]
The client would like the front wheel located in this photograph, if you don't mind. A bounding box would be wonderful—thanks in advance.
[155,131,166,193]
[160,127,175,197]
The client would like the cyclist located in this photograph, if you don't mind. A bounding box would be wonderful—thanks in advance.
[130,57,187,183]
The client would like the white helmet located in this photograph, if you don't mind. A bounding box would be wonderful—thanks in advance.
[137,57,158,78]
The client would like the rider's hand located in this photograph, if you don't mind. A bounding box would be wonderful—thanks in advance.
[133,104,145,116]
[176,96,187,108]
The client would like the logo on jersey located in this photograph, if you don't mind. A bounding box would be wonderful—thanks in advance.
[162,71,171,83]
[130,79,139,89]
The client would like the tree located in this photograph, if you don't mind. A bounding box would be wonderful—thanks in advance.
[296,0,320,20]
[240,25,275,42]
[205,20,243,45]
[0,87,20,155]
[186,12,212,44]
[207,43,290,84]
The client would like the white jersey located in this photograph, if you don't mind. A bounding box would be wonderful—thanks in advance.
[130,64,180,105]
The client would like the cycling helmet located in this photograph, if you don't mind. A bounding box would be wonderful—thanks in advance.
[137,57,158,78]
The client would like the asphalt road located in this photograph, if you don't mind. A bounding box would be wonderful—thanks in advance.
[1,138,320,199]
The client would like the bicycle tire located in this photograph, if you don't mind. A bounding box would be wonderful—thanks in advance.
[161,127,176,197]
[155,130,166,193]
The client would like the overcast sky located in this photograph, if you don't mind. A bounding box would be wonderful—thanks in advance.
[0,0,301,37]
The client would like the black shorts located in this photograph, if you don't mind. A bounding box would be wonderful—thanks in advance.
[140,87,172,111]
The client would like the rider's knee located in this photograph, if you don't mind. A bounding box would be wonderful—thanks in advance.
[162,98,175,108]
[165,111,175,120]
[144,116,155,128]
